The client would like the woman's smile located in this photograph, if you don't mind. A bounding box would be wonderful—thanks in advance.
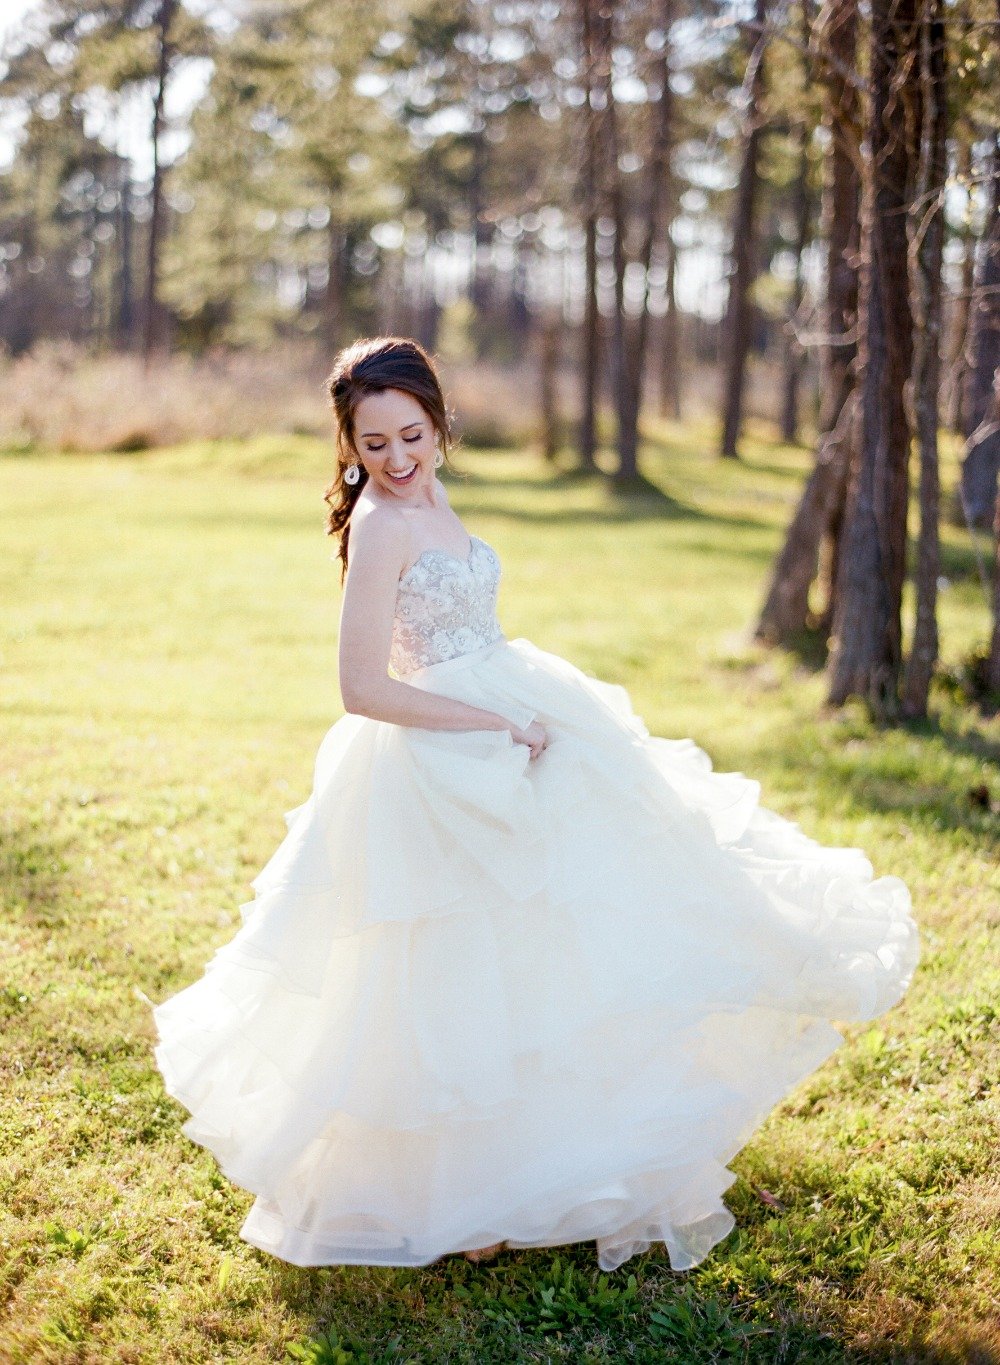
[386,462,418,485]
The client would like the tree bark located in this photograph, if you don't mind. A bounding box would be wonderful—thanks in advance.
[659,227,682,419]
[989,481,1000,698]
[902,0,947,720]
[591,1,634,479]
[779,0,814,445]
[620,0,676,461]
[780,150,813,436]
[945,135,974,433]
[141,0,179,367]
[468,129,492,348]
[754,0,859,646]
[324,221,344,354]
[538,311,561,463]
[719,0,767,460]
[827,0,918,718]
[959,132,1000,527]
[577,0,599,471]
[116,158,136,350]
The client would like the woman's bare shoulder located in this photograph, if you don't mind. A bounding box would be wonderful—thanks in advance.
[350,496,406,539]
[348,499,409,567]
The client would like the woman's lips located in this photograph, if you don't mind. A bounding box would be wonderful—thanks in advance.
[387,463,418,484]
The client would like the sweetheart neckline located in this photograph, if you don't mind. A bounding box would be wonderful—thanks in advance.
[398,535,487,586]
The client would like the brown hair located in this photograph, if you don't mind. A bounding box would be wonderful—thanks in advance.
[322,335,456,581]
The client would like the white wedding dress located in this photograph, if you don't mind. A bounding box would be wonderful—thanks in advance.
[151,533,920,1273]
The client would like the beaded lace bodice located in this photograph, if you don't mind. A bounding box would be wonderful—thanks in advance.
[390,535,504,677]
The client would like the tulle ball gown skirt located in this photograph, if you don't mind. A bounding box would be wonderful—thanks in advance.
[151,635,920,1273]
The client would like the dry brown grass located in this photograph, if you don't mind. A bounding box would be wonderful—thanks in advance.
[0,337,789,457]
[0,340,560,455]
[0,340,334,453]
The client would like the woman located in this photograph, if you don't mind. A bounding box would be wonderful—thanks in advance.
[151,335,920,1274]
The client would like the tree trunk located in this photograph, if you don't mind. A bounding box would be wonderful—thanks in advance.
[580,211,600,469]
[755,398,858,646]
[592,2,634,479]
[754,0,859,645]
[814,413,854,636]
[116,159,135,350]
[959,131,1000,526]
[779,2,814,448]
[620,0,676,462]
[817,3,862,439]
[945,135,974,433]
[323,220,344,354]
[827,0,918,718]
[659,227,682,419]
[779,130,811,445]
[577,0,599,471]
[989,483,1000,698]
[719,0,767,460]
[468,129,492,347]
[141,0,178,367]
[538,311,561,463]
[902,0,947,720]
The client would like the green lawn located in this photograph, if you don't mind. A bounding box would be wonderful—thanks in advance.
[1,420,998,1363]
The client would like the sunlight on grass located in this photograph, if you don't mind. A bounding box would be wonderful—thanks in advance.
[1,427,997,1363]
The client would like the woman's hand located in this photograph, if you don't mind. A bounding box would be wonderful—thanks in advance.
[511,720,549,760]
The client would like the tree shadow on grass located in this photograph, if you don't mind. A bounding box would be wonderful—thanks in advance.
[743,710,1000,845]
[0,819,70,929]
[453,462,689,508]
[750,621,1000,765]
[884,703,1000,768]
[756,625,832,674]
[736,453,817,484]
[453,467,776,540]
[939,537,995,585]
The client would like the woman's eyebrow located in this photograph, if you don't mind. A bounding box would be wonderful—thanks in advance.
[360,421,423,438]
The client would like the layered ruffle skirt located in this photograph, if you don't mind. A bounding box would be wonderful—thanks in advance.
[151,636,920,1272]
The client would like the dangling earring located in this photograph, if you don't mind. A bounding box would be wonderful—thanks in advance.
[344,462,361,485]
[433,446,444,469]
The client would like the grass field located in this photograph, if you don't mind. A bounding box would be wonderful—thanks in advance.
[1,418,998,1363]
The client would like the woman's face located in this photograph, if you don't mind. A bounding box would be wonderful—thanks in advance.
[352,387,438,502]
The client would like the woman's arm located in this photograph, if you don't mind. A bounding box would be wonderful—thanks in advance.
[337,507,522,735]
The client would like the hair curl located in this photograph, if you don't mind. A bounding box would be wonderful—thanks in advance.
[322,336,456,582]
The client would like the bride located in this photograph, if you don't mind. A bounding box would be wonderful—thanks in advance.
[151,334,920,1274]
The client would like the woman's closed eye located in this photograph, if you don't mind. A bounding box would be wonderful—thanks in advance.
[366,435,423,452]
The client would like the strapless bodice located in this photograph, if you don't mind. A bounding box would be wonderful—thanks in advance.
[389,535,504,677]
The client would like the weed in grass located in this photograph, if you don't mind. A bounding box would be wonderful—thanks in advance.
[454,1254,640,1336]
[647,1281,773,1356]
[44,1220,102,1259]
[285,1325,411,1364]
